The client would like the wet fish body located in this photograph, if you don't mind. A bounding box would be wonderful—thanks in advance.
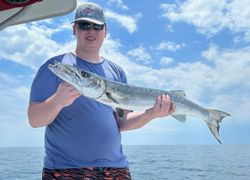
[48,62,230,143]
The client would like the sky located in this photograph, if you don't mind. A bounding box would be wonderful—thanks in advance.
[0,0,250,147]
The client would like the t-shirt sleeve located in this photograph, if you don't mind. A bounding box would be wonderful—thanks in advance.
[105,59,128,84]
[119,68,127,84]
[29,61,59,103]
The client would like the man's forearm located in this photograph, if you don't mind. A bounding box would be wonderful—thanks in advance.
[118,110,154,131]
[27,95,62,128]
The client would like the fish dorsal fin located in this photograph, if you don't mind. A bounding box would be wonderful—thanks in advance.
[172,115,186,123]
[170,90,186,97]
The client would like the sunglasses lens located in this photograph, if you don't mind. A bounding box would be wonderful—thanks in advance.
[78,22,90,30]
[93,24,104,30]
[78,22,104,31]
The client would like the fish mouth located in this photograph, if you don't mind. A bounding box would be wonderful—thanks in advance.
[48,61,64,71]
[49,62,73,74]
[48,61,82,83]
[49,62,68,76]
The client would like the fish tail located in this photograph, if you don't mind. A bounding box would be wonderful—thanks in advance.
[206,109,231,144]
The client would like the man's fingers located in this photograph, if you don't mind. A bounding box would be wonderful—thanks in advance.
[59,82,78,92]
[165,101,175,115]
[155,95,162,109]
[158,94,176,116]
[72,92,81,99]
[160,94,171,109]
[69,88,80,94]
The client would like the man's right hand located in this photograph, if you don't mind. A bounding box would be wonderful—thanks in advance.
[54,82,81,108]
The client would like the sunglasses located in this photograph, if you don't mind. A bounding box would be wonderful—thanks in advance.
[77,22,105,31]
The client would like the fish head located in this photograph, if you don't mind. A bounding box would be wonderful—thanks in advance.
[48,61,106,99]
[48,61,84,86]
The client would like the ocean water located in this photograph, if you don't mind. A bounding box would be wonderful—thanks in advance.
[0,145,249,180]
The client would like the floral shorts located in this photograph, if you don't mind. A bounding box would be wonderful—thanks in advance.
[42,167,132,180]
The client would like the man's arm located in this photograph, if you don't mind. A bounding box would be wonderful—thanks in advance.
[117,94,175,131]
[27,82,81,128]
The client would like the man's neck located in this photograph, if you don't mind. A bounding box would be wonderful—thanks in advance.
[74,48,103,63]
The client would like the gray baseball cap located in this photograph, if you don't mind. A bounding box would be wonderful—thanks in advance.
[72,2,105,25]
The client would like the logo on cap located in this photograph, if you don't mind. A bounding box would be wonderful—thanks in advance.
[83,7,94,16]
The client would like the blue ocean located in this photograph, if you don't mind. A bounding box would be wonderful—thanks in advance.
[0,145,249,180]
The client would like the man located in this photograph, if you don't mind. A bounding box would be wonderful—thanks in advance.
[28,2,175,179]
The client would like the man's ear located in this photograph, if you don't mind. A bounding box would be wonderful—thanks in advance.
[104,26,107,37]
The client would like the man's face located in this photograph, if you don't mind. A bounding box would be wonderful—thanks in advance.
[74,21,106,50]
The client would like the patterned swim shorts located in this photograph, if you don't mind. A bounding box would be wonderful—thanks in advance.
[42,167,132,180]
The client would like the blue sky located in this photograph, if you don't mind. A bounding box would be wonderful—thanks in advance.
[0,0,250,147]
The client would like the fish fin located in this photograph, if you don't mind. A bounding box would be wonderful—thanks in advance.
[206,109,231,144]
[113,108,133,119]
[170,90,186,97]
[114,108,125,118]
[105,92,119,104]
[172,115,186,123]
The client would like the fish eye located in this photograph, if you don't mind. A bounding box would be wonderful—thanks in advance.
[81,71,90,78]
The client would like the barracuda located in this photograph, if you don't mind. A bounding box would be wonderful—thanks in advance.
[48,61,230,144]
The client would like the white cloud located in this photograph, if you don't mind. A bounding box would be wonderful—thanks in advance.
[127,46,152,65]
[13,86,30,100]
[0,23,74,70]
[161,0,250,37]
[0,72,19,84]
[211,93,250,122]
[0,83,29,123]
[202,44,250,90]
[107,0,129,10]
[105,10,141,33]
[159,57,174,66]
[101,35,152,85]
[155,41,185,51]
[244,31,250,42]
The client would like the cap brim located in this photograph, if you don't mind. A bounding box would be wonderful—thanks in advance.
[72,18,105,25]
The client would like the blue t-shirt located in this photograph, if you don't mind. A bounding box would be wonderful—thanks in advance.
[29,52,129,169]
